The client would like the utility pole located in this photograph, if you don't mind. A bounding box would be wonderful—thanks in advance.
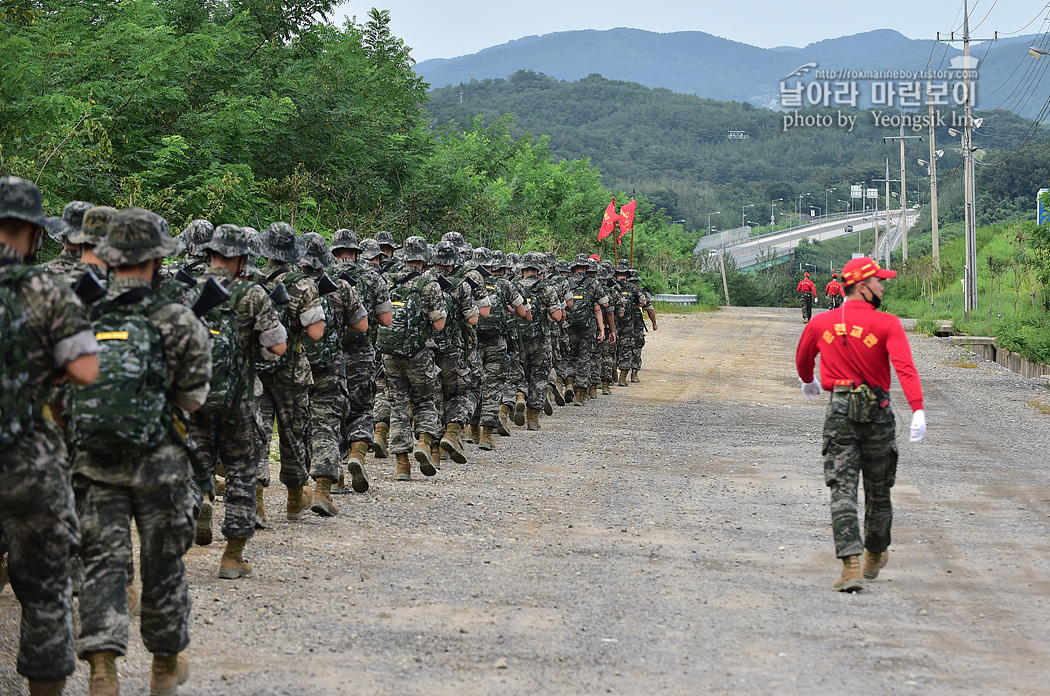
[937,1,996,320]
[874,160,900,268]
[884,120,922,262]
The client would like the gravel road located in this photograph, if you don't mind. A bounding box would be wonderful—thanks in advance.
[3,306,1049,695]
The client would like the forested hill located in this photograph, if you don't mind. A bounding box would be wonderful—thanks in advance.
[427,72,1039,231]
[417,28,1050,121]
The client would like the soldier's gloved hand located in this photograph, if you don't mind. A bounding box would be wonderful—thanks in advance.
[909,409,927,442]
[799,376,822,400]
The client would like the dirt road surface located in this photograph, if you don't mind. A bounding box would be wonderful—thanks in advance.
[4,306,1050,695]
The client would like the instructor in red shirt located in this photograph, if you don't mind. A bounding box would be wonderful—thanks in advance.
[795,256,926,592]
[824,272,844,309]
[796,272,817,322]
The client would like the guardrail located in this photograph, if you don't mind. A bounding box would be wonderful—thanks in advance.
[652,294,698,305]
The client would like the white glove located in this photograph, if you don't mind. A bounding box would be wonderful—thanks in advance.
[910,409,927,442]
[799,377,822,400]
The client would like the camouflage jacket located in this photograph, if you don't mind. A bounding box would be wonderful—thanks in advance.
[518,274,561,336]
[72,275,212,487]
[261,260,324,386]
[305,266,367,360]
[44,248,91,288]
[566,273,609,332]
[202,266,287,359]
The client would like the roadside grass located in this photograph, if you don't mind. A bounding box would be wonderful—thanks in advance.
[1027,400,1050,415]
[944,356,979,368]
[653,301,719,314]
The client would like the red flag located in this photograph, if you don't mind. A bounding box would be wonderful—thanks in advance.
[617,199,636,242]
[598,197,619,240]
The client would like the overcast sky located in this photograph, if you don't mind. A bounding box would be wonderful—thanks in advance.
[334,1,1045,62]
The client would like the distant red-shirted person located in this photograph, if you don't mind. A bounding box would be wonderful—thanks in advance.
[795,256,926,592]
[796,272,817,322]
[824,272,844,309]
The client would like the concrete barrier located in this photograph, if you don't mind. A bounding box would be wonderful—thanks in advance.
[652,294,698,305]
[951,336,1050,378]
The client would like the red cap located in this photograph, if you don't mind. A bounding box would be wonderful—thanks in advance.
[589,253,601,261]
[832,272,838,278]
[841,256,896,286]
[803,272,810,277]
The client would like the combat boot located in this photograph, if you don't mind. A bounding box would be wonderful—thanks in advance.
[544,387,555,415]
[28,678,65,696]
[440,423,468,464]
[346,442,370,493]
[286,486,314,521]
[863,549,889,580]
[554,378,566,406]
[194,495,213,546]
[512,392,527,426]
[479,426,495,451]
[630,369,640,383]
[463,423,479,444]
[85,650,119,696]
[218,538,252,580]
[394,453,411,481]
[254,486,268,530]
[564,376,575,402]
[330,472,348,495]
[588,385,598,399]
[310,477,339,517]
[601,380,611,395]
[833,555,863,592]
[526,407,541,431]
[497,405,512,436]
[149,652,189,696]
[430,438,443,470]
[573,386,586,406]
[372,422,390,459]
[413,434,438,476]
[617,369,628,387]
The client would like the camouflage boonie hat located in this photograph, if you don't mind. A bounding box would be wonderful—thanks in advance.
[433,240,462,267]
[556,260,569,273]
[570,253,590,270]
[180,219,215,256]
[459,240,474,256]
[629,269,641,281]
[359,238,383,260]
[68,205,118,245]
[240,227,263,276]
[331,228,362,253]
[95,207,181,266]
[616,259,631,273]
[0,176,46,227]
[260,221,303,264]
[46,200,93,242]
[521,252,544,271]
[472,246,494,266]
[375,230,401,250]
[545,252,557,268]
[300,232,336,270]
[441,231,465,247]
[491,250,508,269]
[202,224,251,258]
[402,235,430,263]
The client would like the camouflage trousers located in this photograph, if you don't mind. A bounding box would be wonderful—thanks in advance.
[566,329,597,389]
[599,335,617,383]
[187,401,258,540]
[629,328,647,369]
[436,348,472,426]
[309,366,348,481]
[74,477,196,658]
[0,428,79,682]
[473,336,509,428]
[256,375,311,490]
[822,393,899,558]
[549,321,564,382]
[382,351,443,455]
[521,333,552,411]
[343,343,377,446]
[373,353,391,424]
[505,341,524,406]
[801,294,813,322]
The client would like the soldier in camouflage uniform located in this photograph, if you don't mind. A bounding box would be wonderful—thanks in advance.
[378,236,447,480]
[254,222,326,521]
[299,233,367,516]
[516,252,562,429]
[551,259,572,403]
[72,207,211,693]
[493,250,530,426]
[564,256,609,405]
[627,269,657,380]
[375,230,405,275]
[613,262,640,386]
[171,219,214,280]
[43,200,93,285]
[469,247,527,449]
[70,205,117,278]
[596,261,624,395]
[428,241,482,464]
[188,224,288,579]
[361,239,396,458]
[329,229,392,495]
[0,177,100,695]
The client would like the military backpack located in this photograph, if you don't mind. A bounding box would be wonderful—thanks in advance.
[376,272,429,358]
[303,276,344,370]
[567,277,594,333]
[201,280,252,410]
[256,269,306,375]
[70,287,172,455]
[476,279,506,341]
[0,262,42,450]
